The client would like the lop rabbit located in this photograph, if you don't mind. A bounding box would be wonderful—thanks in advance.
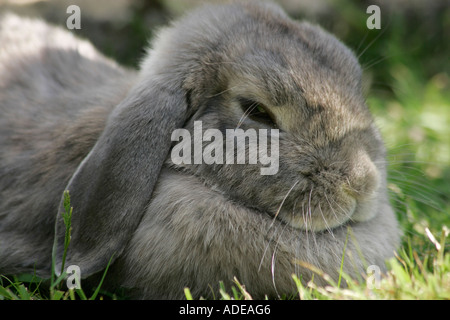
[0,1,400,299]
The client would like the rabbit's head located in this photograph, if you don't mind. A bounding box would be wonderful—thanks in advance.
[163,2,387,232]
[54,1,391,279]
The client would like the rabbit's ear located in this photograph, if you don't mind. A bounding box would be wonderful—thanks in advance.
[53,80,190,277]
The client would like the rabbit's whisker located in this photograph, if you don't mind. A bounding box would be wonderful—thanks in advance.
[236,103,259,129]
[270,221,290,299]
[259,179,300,273]
[269,179,300,229]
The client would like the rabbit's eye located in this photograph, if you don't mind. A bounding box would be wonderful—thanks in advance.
[238,98,277,128]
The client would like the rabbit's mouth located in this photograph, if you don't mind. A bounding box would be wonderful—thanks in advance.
[271,190,379,232]
[270,150,383,232]
[275,204,356,232]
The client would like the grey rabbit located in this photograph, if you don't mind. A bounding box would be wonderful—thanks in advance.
[0,0,401,299]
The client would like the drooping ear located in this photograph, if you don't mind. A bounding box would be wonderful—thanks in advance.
[52,79,190,277]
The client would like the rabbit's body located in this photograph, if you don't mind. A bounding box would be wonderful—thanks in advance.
[0,14,136,275]
[0,1,400,299]
[113,168,399,299]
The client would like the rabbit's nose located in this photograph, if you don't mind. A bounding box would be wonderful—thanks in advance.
[344,150,380,200]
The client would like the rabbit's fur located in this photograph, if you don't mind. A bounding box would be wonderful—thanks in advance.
[0,1,400,299]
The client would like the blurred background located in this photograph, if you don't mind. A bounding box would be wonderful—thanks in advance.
[0,0,449,250]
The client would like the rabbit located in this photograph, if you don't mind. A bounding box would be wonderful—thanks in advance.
[0,0,401,299]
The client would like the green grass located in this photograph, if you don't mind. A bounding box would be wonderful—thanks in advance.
[1,192,112,300]
[1,1,448,301]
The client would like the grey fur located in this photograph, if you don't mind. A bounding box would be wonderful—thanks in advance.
[0,1,400,299]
